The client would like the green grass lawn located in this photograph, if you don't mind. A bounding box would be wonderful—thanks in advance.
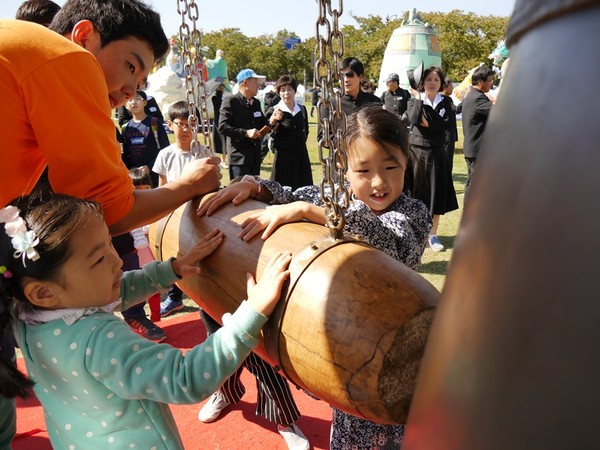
[196,116,465,293]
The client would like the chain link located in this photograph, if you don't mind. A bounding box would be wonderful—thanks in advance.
[177,0,213,156]
[315,0,349,239]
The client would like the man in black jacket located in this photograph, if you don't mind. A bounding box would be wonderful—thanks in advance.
[219,68,270,179]
[317,57,381,143]
[461,65,494,198]
[380,72,410,119]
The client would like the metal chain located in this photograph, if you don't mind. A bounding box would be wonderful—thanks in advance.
[315,0,349,239]
[177,0,213,156]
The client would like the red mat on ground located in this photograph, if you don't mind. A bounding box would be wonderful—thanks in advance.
[13,311,332,449]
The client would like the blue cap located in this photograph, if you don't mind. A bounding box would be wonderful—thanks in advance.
[236,68,266,84]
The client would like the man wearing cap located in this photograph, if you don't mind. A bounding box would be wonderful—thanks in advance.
[381,73,410,119]
[218,68,270,180]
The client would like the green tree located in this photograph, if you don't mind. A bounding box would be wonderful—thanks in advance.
[200,28,257,77]
[171,10,508,88]
[420,10,510,81]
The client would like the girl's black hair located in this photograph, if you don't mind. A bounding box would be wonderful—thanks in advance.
[0,192,103,398]
[345,105,410,162]
[345,105,418,195]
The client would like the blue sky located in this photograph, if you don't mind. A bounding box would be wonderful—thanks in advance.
[2,1,516,40]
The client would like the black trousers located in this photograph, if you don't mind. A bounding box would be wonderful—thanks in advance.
[464,156,477,200]
[200,310,300,425]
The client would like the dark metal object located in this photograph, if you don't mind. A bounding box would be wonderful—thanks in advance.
[404,2,600,449]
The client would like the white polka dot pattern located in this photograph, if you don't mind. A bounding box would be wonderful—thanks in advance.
[12,261,267,449]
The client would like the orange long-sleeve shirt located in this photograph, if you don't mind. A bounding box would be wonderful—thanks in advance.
[0,20,134,225]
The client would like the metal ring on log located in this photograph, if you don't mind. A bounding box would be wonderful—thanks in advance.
[150,194,439,424]
[262,234,370,373]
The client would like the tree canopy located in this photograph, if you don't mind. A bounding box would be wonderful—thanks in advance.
[171,10,509,86]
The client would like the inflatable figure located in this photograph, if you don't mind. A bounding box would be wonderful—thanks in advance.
[488,40,510,67]
[167,37,184,78]
[205,49,230,91]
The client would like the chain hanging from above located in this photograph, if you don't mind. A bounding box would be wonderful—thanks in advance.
[315,0,349,240]
[176,0,213,157]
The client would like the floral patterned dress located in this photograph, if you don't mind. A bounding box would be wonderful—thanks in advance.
[260,179,432,450]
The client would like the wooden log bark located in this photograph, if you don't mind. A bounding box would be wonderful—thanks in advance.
[151,195,439,424]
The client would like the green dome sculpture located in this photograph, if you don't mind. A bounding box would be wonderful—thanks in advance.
[377,9,442,93]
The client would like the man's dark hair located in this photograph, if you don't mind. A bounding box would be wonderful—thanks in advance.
[339,57,365,76]
[263,90,281,109]
[471,65,495,86]
[16,0,61,26]
[49,0,169,62]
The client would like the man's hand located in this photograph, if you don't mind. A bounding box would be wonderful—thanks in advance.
[245,129,262,140]
[179,156,223,196]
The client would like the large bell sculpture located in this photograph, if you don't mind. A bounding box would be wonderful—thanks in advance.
[376,8,441,93]
[404,1,600,448]
[151,196,439,424]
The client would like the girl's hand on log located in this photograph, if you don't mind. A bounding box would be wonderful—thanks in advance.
[171,228,224,277]
[197,181,255,216]
[246,251,292,317]
[239,204,303,241]
[239,202,324,241]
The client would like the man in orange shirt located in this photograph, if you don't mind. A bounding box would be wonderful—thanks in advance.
[0,0,222,233]
[0,1,222,446]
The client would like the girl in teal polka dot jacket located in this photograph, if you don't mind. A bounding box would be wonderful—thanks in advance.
[0,192,292,449]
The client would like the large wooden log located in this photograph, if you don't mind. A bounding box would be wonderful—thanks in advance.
[403,1,600,449]
[150,196,439,424]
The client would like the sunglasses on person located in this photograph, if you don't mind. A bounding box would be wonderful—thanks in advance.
[341,70,356,79]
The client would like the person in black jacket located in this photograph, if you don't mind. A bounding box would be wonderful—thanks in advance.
[442,78,459,174]
[210,81,226,156]
[406,66,459,252]
[116,91,164,126]
[381,72,410,119]
[309,85,320,117]
[461,65,494,199]
[265,75,312,190]
[317,57,382,143]
[219,68,270,179]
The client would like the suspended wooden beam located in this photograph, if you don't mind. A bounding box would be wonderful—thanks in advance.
[151,195,439,424]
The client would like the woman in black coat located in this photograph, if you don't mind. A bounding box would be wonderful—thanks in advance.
[406,66,458,252]
[266,75,312,190]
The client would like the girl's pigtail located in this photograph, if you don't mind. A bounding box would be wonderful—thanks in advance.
[0,280,35,398]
